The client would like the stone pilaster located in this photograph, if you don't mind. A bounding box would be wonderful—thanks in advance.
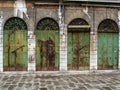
[118,10,120,70]
[90,30,98,72]
[28,31,36,73]
[59,25,67,72]
[59,4,67,72]
[0,13,3,72]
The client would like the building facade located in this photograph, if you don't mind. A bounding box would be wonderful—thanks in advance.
[0,0,120,72]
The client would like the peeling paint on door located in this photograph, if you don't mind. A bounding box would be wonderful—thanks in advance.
[98,19,119,70]
[36,18,59,71]
[3,17,28,71]
[68,18,90,70]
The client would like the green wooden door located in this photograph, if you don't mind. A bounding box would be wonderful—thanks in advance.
[36,18,59,71]
[98,19,119,70]
[98,33,118,69]
[3,17,28,71]
[68,32,90,70]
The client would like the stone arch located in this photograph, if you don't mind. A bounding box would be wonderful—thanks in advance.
[65,8,91,25]
[69,18,89,25]
[4,17,28,30]
[36,17,59,30]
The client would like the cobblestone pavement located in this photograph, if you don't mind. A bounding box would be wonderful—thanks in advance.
[0,72,120,90]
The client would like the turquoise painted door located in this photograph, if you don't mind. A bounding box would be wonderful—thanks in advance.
[98,33,118,69]
[68,32,90,70]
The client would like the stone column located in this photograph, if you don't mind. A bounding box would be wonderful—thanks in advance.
[59,25,67,72]
[118,10,120,70]
[0,12,3,72]
[27,7,36,73]
[28,31,36,73]
[59,5,67,72]
[90,30,97,72]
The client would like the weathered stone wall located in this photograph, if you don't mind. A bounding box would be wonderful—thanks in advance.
[64,6,119,71]
[0,1,119,72]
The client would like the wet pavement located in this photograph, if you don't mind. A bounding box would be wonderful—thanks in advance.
[0,72,120,90]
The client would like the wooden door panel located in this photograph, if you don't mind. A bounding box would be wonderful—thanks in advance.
[36,30,59,71]
[98,33,118,70]
[68,32,90,70]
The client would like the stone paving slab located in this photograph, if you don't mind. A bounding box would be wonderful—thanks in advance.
[0,72,120,90]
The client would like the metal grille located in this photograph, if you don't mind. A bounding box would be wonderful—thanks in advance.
[4,17,27,30]
[98,19,118,33]
[36,18,59,31]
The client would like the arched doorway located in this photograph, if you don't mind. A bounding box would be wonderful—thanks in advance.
[98,19,119,70]
[3,17,28,71]
[36,18,59,71]
[68,18,90,70]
